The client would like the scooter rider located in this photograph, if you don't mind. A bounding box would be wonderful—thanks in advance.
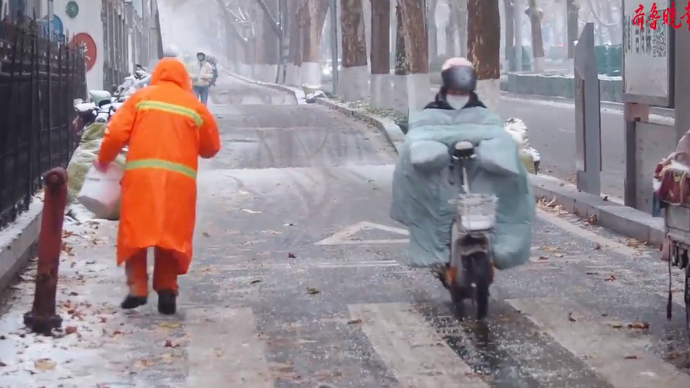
[389,57,535,294]
[425,57,490,286]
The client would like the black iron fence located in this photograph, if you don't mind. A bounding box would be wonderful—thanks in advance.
[0,18,87,229]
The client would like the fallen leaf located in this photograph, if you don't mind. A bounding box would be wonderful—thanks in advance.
[586,215,598,225]
[541,245,561,252]
[288,252,296,259]
[307,287,320,295]
[554,253,564,258]
[202,232,211,237]
[604,274,617,281]
[69,292,78,296]
[64,326,78,335]
[34,358,56,371]
[250,279,262,284]
[610,323,624,329]
[347,319,362,325]
[538,256,549,261]
[594,243,602,250]
[586,272,599,275]
[568,312,576,322]
[627,322,650,330]
[164,340,180,348]
[159,322,181,329]
[624,355,639,360]
[134,359,152,369]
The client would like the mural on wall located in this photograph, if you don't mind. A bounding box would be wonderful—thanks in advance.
[69,32,97,71]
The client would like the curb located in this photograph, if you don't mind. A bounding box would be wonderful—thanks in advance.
[225,72,306,104]
[0,199,42,292]
[226,74,665,247]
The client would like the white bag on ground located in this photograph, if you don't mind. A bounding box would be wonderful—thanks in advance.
[77,164,123,219]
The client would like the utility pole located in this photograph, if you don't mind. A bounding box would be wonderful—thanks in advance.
[330,0,339,94]
[47,0,53,38]
[514,0,523,71]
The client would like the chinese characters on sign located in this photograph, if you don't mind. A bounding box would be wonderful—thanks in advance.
[627,3,669,57]
[631,2,688,30]
[623,0,671,103]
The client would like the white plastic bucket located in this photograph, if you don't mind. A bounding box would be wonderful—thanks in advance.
[77,164,123,218]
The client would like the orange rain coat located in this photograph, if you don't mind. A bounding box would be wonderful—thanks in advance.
[98,58,220,274]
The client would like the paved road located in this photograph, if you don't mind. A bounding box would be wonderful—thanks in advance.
[496,94,676,199]
[0,76,688,387]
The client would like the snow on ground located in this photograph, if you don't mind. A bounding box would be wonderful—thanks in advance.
[0,218,158,387]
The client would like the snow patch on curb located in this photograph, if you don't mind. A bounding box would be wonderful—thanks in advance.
[0,195,43,291]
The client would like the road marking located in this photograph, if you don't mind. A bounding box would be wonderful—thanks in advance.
[349,303,490,388]
[315,221,409,245]
[186,307,272,387]
[506,297,690,388]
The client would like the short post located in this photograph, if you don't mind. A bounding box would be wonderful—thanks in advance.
[574,23,602,196]
[24,168,68,335]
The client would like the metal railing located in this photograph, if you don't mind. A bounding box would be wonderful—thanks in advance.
[0,17,87,229]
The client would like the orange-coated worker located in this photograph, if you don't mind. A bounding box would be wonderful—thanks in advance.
[94,58,220,315]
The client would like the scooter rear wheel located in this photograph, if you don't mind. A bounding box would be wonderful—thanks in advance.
[476,280,490,320]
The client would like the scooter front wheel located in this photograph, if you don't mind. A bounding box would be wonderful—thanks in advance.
[685,261,690,337]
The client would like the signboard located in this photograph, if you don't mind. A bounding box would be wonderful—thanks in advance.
[622,0,674,107]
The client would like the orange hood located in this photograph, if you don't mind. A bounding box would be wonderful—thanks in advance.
[150,58,192,92]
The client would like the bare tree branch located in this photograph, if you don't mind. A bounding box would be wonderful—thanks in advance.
[253,0,282,37]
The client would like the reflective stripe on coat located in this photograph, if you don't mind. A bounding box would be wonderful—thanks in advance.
[98,57,221,274]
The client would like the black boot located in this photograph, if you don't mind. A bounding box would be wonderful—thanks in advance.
[157,290,177,315]
[121,295,148,310]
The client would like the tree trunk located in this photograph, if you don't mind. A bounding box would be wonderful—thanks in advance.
[396,0,430,111]
[503,0,515,71]
[370,0,391,108]
[301,0,325,85]
[467,0,501,111]
[566,0,578,60]
[370,0,390,75]
[455,0,468,57]
[340,0,368,101]
[395,4,408,76]
[427,0,439,59]
[445,8,455,57]
[398,0,428,74]
[262,0,280,82]
[286,0,304,85]
[526,0,544,73]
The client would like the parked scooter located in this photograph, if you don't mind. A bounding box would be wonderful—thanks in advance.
[504,118,541,174]
[72,90,122,135]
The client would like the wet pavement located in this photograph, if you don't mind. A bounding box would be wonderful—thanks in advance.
[0,75,688,388]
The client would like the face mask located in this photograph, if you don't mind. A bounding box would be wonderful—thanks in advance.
[446,95,470,110]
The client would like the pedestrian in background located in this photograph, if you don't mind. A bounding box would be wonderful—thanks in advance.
[94,58,220,315]
[188,51,214,105]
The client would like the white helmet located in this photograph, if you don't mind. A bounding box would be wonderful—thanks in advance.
[163,44,180,58]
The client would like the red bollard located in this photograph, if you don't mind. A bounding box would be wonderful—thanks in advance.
[23,168,68,335]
